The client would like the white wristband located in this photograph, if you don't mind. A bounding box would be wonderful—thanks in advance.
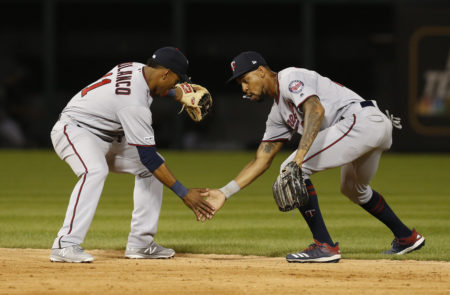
[219,180,240,200]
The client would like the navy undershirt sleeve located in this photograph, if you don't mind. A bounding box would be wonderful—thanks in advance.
[166,89,177,97]
[136,146,164,172]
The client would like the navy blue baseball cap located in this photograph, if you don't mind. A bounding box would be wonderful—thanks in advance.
[227,51,267,83]
[150,47,190,82]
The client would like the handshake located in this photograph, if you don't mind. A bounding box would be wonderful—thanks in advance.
[181,188,227,223]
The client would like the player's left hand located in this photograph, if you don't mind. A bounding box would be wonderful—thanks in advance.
[175,83,212,122]
[182,188,215,222]
[273,161,309,211]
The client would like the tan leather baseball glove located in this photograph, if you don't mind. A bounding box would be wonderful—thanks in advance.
[175,83,212,122]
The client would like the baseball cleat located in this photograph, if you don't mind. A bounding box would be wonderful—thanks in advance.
[125,241,175,259]
[383,228,425,255]
[286,240,341,263]
[50,245,94,263]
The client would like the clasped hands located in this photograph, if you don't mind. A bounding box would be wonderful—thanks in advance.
[182,188,226,222]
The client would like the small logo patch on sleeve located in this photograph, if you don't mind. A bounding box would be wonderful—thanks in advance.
[288,80,304,94]
[144,136,154,142]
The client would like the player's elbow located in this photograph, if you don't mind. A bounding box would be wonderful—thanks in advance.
[314,101,325,120]
[303,96,325,121]
[136,146,164,172]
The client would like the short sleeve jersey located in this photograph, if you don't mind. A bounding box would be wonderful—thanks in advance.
[61,62,156,146]
[262,67,364,142]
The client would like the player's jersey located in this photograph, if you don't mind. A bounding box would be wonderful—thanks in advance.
[262,67,365,142]
[61,62,156,146]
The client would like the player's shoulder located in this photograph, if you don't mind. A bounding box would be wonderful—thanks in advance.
[111,61,145,72]
[278,67,313,96]
[278,67,317,81]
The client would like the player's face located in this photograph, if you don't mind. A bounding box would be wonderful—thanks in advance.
[237,70,265,101]
[155,69,180,96]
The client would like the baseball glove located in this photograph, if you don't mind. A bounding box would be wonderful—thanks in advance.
[272,161,309,212]
[175,83,212,122]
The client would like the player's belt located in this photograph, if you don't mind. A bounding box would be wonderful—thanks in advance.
[360,100,374,108]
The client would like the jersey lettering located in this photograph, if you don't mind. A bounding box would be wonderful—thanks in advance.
[118,71,132,76]
[116,76,132,82]
[116,81,131,87]
[287,102,299,129]
[115,62,133,95]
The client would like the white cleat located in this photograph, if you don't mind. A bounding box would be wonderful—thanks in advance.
[50,245,94,263]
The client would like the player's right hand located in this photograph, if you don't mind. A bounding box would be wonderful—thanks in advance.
[182,188,215,222]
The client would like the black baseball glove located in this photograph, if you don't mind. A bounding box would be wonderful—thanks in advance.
[272,161,309,212]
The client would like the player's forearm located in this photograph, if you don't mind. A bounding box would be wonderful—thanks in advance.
[152,163,177,187]
[219,141,282,199]
[136,146,188,198]
[219,158,271,200]
[234,158,271,189]
[295,97,324,164]
[235,141,283,188]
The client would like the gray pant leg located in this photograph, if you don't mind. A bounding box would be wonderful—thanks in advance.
[127,175,163,248]
[340,149,384,204]
[108,139,163,248]
[51,122,110,248]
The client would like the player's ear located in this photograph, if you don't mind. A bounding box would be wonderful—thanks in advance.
[257,66,265,78]
[161,70,170,80]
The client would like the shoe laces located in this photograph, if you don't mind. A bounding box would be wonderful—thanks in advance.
[391,230,417,246]
[303,243,320,252]
[72,245,84,253]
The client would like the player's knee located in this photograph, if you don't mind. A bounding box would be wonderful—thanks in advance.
[340,183,372,204]
[86,163,109,179]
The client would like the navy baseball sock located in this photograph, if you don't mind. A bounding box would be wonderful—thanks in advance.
[298,179,334,246]
[360,190,412,238]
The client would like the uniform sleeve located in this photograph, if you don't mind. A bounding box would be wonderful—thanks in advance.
[283,70,319,108]
[117,106,156,146]
[262,102,295,142]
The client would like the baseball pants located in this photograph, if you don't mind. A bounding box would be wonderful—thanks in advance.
[281,101,393,205]
[50,117,162,249]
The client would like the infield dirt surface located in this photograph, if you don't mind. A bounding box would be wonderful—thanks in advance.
[1,248,449,295]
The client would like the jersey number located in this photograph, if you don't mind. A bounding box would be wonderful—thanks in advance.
[81,73,112,97]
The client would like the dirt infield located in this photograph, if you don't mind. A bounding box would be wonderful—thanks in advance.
[0,248,449,295]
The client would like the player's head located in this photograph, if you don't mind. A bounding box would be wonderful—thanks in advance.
[227,51,271,101]
[147,47,190,95]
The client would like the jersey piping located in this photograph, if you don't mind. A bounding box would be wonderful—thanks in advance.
[302,114,357,164]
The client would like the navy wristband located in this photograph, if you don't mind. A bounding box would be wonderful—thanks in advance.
[167,89,177,97]
[170,180,189,199]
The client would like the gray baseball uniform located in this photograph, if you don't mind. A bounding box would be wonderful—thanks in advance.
[262,67,393,204]
[51,62,162,249]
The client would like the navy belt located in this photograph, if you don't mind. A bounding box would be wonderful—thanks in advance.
[360,100,374,108]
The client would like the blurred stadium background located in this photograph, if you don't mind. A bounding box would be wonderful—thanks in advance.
[0,0,449,152]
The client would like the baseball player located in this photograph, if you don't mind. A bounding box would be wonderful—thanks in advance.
[203,51,425,263]
[49,47,215,263]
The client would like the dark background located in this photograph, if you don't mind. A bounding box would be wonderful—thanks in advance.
[0,0,449,151]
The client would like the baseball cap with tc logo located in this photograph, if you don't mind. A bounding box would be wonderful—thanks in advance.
[227,51,267,83]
